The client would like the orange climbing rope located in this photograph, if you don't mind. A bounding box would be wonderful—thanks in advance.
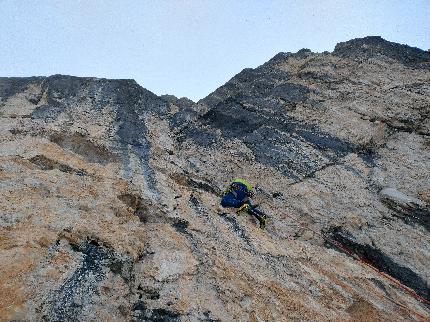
[281,211,430,320]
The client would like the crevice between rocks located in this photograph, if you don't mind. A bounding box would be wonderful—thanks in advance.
[29,155,87,176]
[328,227,430,302]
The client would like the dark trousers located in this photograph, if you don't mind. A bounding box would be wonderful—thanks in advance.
[247,207,265,219]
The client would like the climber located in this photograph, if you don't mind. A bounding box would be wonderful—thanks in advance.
[221,178,267,229]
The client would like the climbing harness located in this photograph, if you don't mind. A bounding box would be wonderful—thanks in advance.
[236,203,250,215]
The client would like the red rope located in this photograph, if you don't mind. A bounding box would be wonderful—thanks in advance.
[326,237,430,306]
[281,211,430,320]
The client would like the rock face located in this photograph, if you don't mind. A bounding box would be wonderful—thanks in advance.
[0,37,429,321]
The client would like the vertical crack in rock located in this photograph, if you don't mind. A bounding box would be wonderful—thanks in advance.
[117,122,158,198]
[113,80,169,199]
[114,82,168,199]
[133,143,159,198]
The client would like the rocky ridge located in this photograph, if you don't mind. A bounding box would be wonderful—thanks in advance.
[0,36,429,321]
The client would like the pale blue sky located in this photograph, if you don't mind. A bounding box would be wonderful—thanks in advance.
[1,0,429,101]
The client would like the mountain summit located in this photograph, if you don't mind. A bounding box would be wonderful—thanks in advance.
[0,37,429,321]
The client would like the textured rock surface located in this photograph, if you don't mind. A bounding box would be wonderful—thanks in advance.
[0,37,429,321]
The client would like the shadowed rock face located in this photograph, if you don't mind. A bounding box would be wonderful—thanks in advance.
[330,227,429,301]
[1,37,430,321]
[334,36,430,67]
[199,98,355,180]
[0,77,44,102]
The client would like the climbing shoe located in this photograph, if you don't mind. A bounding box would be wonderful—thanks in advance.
[236,203,250,215]
[258,214,267,229]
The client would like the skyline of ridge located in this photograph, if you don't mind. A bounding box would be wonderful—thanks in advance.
[1,0,429,100]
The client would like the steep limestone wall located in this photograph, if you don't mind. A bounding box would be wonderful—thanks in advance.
[0,37,429,321]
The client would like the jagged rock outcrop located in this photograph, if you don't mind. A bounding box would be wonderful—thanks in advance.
[0,37,429,321]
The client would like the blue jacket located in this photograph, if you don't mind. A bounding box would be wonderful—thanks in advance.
[221,182,250,208]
